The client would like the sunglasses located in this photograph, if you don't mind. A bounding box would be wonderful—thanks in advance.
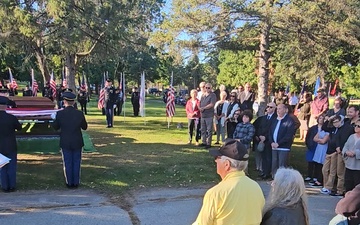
[205,87,211,89]
[266,106,274,108]
[354,125,360,128]
[230,95,236,98]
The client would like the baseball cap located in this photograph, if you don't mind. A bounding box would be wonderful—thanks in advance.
[209,139,249,161]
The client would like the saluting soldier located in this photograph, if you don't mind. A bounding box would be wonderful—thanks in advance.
[77,86,90,115]
[0,96,22,192]
[53,92,88,189]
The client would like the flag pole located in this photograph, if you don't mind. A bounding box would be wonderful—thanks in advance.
[123,72,126,122]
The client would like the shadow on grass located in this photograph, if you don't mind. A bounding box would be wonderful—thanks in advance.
[16,128,218,194]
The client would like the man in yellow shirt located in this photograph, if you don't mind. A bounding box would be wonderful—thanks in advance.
[193,139,265,225]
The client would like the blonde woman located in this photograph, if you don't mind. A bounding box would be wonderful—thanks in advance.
[261,168,309,225]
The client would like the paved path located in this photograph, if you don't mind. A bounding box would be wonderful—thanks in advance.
[0,182,340,225]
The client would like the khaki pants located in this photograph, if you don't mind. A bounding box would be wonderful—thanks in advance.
[323,152,337,191]
[336,153,345,194]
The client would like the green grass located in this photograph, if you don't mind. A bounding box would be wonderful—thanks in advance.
[16,95,307,195]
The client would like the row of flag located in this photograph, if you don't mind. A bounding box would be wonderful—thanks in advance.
[96,71,176,124]
[2,68,91,98]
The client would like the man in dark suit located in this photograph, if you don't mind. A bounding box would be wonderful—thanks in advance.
[268,103,295,177]
[0,96,22,192]
[53,92,88,189]
[253,102,277,180]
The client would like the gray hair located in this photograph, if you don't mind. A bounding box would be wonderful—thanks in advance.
[220,156,248,171]
[263,168,309,225]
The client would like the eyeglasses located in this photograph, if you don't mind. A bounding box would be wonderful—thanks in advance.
[205,87,211,89]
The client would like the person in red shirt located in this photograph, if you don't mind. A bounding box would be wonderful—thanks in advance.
[186,89,201,145]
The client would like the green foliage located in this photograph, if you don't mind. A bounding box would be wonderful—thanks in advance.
[217,50,257,88]
[340,64,360,98]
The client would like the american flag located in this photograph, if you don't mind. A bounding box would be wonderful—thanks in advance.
[81,72,87,90]
[31,69,39,96]
[166,73,175,117]
[8,68,18,89]
[50,71,57,98]
[97,74,106,109]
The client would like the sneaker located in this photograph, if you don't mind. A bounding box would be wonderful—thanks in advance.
[320,188,331,194]
[310,181,322,187]
[304,177,312,181]
[329,192,344,197]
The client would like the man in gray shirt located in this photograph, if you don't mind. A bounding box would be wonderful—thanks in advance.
[200,83,217,148]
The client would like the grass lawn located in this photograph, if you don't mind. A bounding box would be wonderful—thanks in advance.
[16,95,307,196]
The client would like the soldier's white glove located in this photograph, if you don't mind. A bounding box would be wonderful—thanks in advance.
[50,112,57,120]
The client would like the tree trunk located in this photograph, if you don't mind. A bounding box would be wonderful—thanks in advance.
[257,0,273,117]
[65,53,77,92]
[34,39,50,84]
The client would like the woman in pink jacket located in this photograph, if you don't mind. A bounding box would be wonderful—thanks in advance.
[186,89,201,145]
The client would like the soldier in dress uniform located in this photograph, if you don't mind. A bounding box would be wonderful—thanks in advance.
[114,87,124,116]
[131,87,140,116]
[52,92,88,189]
[6,83,18,96]
[56,85,65,109]
[42,82,53,101]
[103,79,117,127]
[0,96,22,192]
[77,86,89,115]
[22,85,33,96]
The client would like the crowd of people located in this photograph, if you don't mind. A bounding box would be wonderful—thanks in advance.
[188,81,360,224]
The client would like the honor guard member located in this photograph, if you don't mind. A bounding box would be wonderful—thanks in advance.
[131,87,140,116]
[22,85,33,96]
[42,82,53,101]
[53,91,88,189]
[77,86,90,115]
[6,83,18,96]
[60,88,78,109]
[104,79,117,128]
[56,85,65,109]
[0,96,22,192]
[114,87,124,116]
